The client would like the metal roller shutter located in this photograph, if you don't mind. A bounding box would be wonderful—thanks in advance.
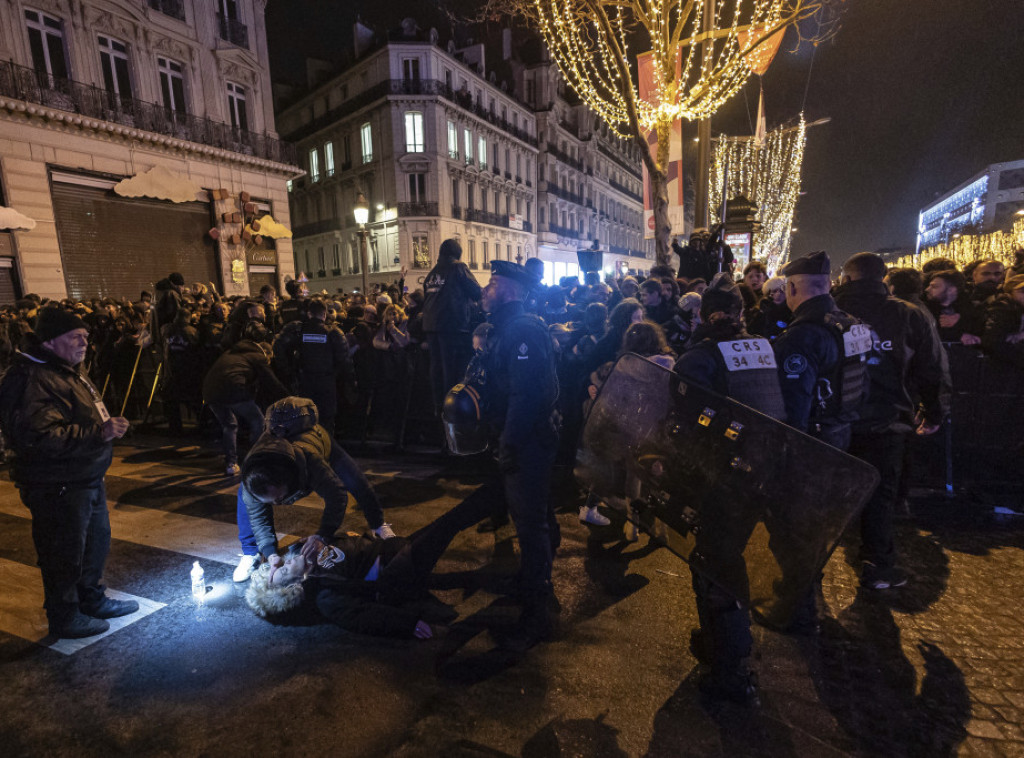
[51,179,219,300]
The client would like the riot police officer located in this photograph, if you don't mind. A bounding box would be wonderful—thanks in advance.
[474,260,559,651]
[673,273,783,705]
[773,251,869,452]
[278,277,310,327]
[273,299,353,436]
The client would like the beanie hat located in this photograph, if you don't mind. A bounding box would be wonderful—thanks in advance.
[700,272,743,317]
[34,307,88,343]
[169,272,185,286]
[439,238,462,260]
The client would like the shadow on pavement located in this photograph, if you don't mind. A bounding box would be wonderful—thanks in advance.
[806,592,970,756]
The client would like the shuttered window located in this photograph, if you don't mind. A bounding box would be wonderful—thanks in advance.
[51,179,217,300]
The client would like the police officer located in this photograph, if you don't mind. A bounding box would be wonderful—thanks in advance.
[773,251,869,452]
[771,251,869,634]
[674,273,783,705]
[834,252,949,590]
[273,299,353,437]
[479,260,559,651]
[422,239,482,418]
[278,277,310,327]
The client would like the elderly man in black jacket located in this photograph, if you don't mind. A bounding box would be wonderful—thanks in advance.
[0,308,136,639]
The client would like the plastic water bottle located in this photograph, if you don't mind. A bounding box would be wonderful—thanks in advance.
[191,560,205,601]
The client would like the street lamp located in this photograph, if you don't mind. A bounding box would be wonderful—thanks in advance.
[354,191,369,295]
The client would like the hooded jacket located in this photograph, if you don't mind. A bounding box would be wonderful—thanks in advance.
[833,279,949,433]
[240,426,350,557]
[201,339,287,406]
[0,344,113,486]
[421,257,482,333]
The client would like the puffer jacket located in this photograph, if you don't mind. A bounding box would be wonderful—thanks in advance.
[239,426,349,557]
[0,345,113,486]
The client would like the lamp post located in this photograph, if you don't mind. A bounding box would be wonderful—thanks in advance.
[353,191,369,296]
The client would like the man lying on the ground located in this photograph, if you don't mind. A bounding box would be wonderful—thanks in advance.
[245,487,495,639]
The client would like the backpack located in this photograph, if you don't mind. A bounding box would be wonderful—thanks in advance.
[265,396,319,438]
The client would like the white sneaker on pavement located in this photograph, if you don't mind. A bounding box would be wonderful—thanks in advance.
[233,554,259,582]
[373,523,396,539]
[579,505,611,526]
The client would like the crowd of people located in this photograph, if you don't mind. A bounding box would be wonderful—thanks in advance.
[2,235,1023,707]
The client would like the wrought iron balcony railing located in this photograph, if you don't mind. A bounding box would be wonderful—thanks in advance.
[0,60,296,164]
[397,201,439,217]
[147,0,185,22]
[217,14,249,49]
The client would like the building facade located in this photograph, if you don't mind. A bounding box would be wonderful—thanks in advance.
[277,32,539,293]
[0,0,298,302]
[521,58,652,284]
[917,159,1024,255]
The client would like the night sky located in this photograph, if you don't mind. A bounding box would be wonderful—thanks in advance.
[265,0,1024,264]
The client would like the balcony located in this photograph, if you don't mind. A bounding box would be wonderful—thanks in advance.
[397,201,439,217]
[548,223,580,239]
[504,170,512,180]
[597,141,642,180]
[609,244,650,258]
[479,161,488,172]
[546,142,583,171]
[217,14,249,49]
[609,177,643,202]
[526,178,533,187]
[0,61,296,164]
[545,183,585,207]
[465,208,509,228]
[448,149,459,160]
[493,164,500,175]
[147,0,185,22]
[292,218,345,238]
[515,175,522,184]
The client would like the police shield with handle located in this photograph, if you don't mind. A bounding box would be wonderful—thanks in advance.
[442,260,560,652]
[576,351,880,705]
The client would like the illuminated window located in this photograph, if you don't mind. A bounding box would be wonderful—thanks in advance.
[412,234,431,268]
[404,111,424,153]
[324,141,334,177]
[478,137,487,169]
[360,122,373,163]
[309,148,320,182]
[447,120,458,159]
[464,129,473,165]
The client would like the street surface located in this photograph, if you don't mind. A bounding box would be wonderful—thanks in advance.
[1,434,1021,757]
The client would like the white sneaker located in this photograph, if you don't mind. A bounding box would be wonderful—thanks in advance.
[373,523,396,539]
[225,463,241,477]
[233,554,259,582]
[579,505,611,526]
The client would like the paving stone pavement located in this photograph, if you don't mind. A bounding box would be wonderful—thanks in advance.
[0,433,1022,757]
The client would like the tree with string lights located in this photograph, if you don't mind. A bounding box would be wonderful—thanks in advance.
[480,0,844,265]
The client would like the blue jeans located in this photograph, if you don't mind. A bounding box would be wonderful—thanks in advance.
[236,439,385,554]
[209,400,264,466]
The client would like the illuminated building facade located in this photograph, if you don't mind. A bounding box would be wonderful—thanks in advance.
[277,25,538,292]
[917,159,1024,255]
[0,0,298,301]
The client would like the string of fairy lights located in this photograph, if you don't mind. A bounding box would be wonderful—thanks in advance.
[531,0,809,136]
[897,218,1024,271]
[709,116,807,274]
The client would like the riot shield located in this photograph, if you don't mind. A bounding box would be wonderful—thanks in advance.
[575,353,880,628]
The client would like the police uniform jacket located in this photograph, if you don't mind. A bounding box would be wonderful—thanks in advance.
[240,427,352,558]
[275,319,352,379]
[482,300,558,451]
[0,344,113,487]
[421,258,482,334]
[833,279,949,433]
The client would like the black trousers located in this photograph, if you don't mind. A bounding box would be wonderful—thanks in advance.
[849,430,906,569]
[20,482,110,625]
[427,332,473,415]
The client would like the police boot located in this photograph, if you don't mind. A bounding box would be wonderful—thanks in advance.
[500,593,554,653]
[698,660,760,708]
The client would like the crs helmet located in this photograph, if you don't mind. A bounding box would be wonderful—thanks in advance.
[442,382,489,455]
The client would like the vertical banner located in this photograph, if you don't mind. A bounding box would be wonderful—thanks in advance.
[638,53,686,240]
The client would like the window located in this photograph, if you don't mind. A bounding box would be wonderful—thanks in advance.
[481,190,487,213]
[402,58,420,81]
[464,129,473,165]
[447,120,458,159]
[408,173,426,203]
[507,244,512,261]
[467,183,475,210]
[324,141,335,177]
[158,57,186,114]
[540,206,545,224]
[451,178,459,208]
[332,244,341,269]
[343,134,352,165]
[494,191,500,214]
[492,143,499,171]
[412,234,431,268]
[309,148,320,182]
[360,122,373,163]
[444,69,452,89]
[317,247,325,272]
[404,111,424,153]
[470,239,477,268]
[478,137,487,169]
[227,81,247,131]
[98,35,133,101]
[481,241,488,267]
[25,9,68,80]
